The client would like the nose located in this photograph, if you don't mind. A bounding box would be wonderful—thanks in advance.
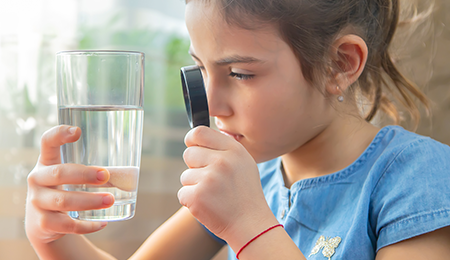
[204,74,233,118]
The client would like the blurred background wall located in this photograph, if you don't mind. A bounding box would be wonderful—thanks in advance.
[0,0,448,259]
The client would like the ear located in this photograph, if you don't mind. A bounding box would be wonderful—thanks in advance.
[326,34,368,96]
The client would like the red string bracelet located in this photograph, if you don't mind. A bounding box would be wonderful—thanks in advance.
[236,224,284,259]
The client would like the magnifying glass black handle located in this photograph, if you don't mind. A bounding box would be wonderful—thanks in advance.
[181,65,210,128]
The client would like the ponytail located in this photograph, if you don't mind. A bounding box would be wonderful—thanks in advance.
[362,0,431,129]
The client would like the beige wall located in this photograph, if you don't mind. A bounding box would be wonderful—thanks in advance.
[415,1,450,144]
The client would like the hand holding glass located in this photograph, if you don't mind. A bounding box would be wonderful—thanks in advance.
[57,51,144,221]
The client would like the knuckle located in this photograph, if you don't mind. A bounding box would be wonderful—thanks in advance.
[193,126,208,138]
[183,147,194,162]
[182,148,189,160]
[186,126,205,144]
[81,167,92,183]
[201,172,219,194]
[55,125,64,136]
[63,220,77,234]
[27,169,37,185]
[41,128,52,142]
[202,169,215,184]
[41,126,57,146]
[179,169,187,185]
[50,166,62,182]
[40,134,50,148]
[214,156,231,172]
[53,193,67,209]
[42,125,66,148]
[178,187,195,209]
[29,193,39,207]
[177,188,186,206]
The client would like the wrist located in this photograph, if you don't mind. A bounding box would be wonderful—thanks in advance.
[236,224,284,259]
[221,209,280,253]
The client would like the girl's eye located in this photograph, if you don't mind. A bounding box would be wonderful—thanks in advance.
[229,71,255,80]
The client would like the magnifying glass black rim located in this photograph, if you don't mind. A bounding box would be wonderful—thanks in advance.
[181,65,209,128]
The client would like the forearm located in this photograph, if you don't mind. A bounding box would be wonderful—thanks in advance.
[220,208,305,260]
[129,207,223,260]
[231,226,306,260]
[30,234,116,260]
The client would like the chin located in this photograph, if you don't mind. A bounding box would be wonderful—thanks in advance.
[247,149,279,164]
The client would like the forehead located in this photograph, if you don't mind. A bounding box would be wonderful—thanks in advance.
[185,1,287,61]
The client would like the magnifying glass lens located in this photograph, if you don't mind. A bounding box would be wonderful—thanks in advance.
[180,65,209,128]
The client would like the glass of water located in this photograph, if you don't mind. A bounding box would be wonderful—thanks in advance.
[56,50,145,221]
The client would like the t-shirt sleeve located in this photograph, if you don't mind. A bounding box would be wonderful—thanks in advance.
[370,137,450,251]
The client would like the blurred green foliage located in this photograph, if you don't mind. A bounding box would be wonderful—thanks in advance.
[77,12,192,110]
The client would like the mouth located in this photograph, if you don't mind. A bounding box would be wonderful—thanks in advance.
[219,129,244,142]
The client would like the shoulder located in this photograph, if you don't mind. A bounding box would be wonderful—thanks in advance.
[369,126,450,251]
[379,125,449,153]
[375,125,450,183]
[371,125,450,203]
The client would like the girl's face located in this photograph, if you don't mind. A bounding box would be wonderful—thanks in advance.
[185,1,335,163]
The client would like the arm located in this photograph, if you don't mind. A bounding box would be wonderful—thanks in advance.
[129,207,223,260]
[29,235,116,260]
[376,226,450,260]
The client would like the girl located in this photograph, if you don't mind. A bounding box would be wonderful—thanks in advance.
[25,0,450,259]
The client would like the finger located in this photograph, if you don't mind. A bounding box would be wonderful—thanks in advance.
[31,188,114,211]
[184,126,229,150]
[180,168,204,186]
[183,145,218,169]
[42,211,108,235]
[39,125,81,166]
[177,185,196,209]
[29,164,110,187]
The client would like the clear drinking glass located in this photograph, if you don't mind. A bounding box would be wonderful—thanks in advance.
[56,50,145,221]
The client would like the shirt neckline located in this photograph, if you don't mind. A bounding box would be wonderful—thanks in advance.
[276,125,397,192]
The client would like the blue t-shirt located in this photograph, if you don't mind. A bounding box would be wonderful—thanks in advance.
[209,125,450,260]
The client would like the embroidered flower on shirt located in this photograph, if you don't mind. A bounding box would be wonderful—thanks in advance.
[309,235,342,260]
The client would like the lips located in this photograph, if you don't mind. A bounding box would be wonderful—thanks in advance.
[219,129,243,142]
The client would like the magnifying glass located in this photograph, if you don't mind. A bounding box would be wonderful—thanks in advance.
[180,65,210,128]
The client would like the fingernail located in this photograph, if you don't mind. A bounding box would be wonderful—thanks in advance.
[102,194,113,205]
[97,170,108,182]
[96,222,107,230]
[68,127,77,135]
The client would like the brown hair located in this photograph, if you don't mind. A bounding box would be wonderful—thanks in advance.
[195,0,434,129]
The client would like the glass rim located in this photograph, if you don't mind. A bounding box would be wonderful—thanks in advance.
[57,50,144,56]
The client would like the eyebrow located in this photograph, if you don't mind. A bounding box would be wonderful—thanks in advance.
[189,49,265,66]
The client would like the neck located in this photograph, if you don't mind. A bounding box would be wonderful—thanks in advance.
[281,115,380,188]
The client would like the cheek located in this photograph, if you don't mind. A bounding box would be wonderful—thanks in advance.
[239,81,326,159]
[240,89,305,142]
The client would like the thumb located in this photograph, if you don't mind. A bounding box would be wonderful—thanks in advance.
[39,125,81,166]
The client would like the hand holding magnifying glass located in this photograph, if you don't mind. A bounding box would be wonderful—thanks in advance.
[179,66,271,247]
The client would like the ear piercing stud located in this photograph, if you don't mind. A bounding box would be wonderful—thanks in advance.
[337,86,344,102]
